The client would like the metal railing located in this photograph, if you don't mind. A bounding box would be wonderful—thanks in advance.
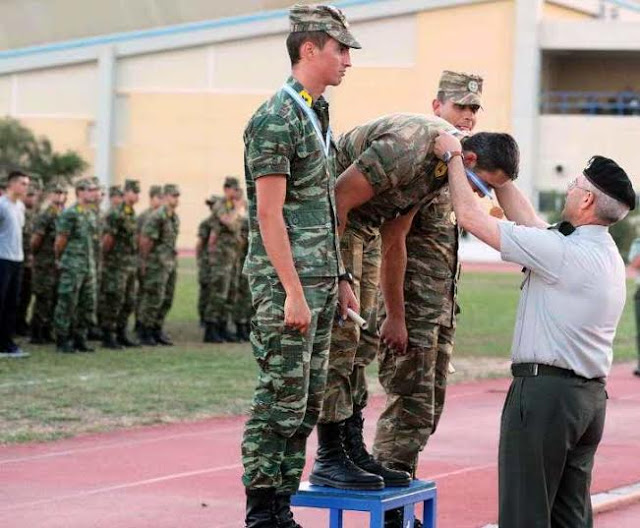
[541,91,640,115]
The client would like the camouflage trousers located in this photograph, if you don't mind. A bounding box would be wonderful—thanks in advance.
[53,265,97,338]
[242,275,337,493]
[204,245,238,322]
[319,225,381,423]
[16,265,32,329]
[31,264,58,329]
[138,261,177,329]
[100,264,137,331]
[197,258,211,323]
[227,253,252,324]
[373,322,455,475]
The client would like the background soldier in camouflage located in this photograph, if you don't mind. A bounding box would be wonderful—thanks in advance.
[137,183,180,347]
[100,179,141,349]
[241,5,360,526]
[203,176,245,343]
[53,178,98,353]
[374,73,484,489]
[196,194,219,327]
[16,181,39,336]
[87,178,104,340]
[135,184,164,331]
[108,185,123,209]
[227,214,252,342]
[30,180,67,344]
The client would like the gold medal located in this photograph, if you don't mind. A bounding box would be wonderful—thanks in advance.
[449,211,457,224]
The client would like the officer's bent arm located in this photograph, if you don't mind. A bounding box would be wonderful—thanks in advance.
[31,233,43,253]
[495,181,548,228]
[335,164,375,236]
[447,157,502,251]
[255,174,304,299]
[54,234,68,260]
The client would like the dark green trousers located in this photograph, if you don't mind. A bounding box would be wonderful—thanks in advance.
[499,372,606,528]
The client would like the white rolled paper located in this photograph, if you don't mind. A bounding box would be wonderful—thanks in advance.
[346,308,368,330]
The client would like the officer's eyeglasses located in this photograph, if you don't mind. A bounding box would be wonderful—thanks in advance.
[567,177,591,193]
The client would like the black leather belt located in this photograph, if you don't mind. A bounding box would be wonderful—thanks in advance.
[511,363,604,383]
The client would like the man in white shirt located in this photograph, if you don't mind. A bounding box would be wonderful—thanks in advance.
[0,170,30,358]
[433,134,635,528]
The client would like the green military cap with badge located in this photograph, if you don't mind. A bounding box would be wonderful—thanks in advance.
[163,183,180,196]
[438,70,483,107]
[47,179,67,193]
[124,179,141,193]
[205,194,220,206]
[74,178,92,190]
[87,176,101,191]
[289,3,361,49]
[149,184,163,197]
[26,182,39,196]
[109,185,123,198]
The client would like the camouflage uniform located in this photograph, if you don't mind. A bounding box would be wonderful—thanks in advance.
[229,216,252,338]
[31,199,63,338]
[203,193,242,328]
[138,188,179,334]
[320,113,459,424]
[135,185,163,327]
[16,187,37,334]
[99,180,139,341]
[241,74,344,494]
[53,191,97,344]
[373,71,483,477]
[196,202,216,325]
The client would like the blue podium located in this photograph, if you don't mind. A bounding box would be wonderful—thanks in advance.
[291,480,436,528]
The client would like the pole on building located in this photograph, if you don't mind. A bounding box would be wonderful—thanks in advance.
[95,45,116,191]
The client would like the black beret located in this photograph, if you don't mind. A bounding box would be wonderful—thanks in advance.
[583,155,635,211]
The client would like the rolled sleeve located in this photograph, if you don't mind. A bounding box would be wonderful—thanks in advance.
[498,221,566,283]
[245,114,293,179]
[142,214,161,241]
[354,134,415,195]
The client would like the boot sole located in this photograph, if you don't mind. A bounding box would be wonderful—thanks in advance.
[383,478,412,487]
[309,475,384,490]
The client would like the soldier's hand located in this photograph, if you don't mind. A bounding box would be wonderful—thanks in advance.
[337,281,359,321]
[284,291,312,334]
[380,315,408,354]
[434,130,463,160]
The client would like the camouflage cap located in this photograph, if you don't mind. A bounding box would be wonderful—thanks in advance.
[88,176,100,190]
[205,194,220,206]
[124,179,140,193]
[27,182,40,195]
[223,176,240,189]
[163,183,180,196]
[438,70,483,106]
[289,4,361,49]
[47,179,67,193]
[75,178,92,190]
[109,185,123,198]
[149,184,163,198]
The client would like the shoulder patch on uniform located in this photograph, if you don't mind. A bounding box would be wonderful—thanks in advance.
[435,161,448,179]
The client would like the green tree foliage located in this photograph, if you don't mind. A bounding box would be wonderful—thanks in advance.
[0,117,88,185]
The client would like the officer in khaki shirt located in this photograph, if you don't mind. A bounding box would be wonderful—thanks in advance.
[436,135,635,528]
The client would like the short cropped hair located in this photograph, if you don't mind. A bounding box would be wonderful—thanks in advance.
[7,170,28,182]
[286,31,331,66]
[463,133,520,181]
[581,176,630,225]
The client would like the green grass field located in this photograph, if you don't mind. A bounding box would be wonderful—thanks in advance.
[0,258,636,444]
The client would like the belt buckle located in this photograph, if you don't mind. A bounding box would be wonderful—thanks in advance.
[530,363,538,376]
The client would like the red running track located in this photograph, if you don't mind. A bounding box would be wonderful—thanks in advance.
[1,363,639,528]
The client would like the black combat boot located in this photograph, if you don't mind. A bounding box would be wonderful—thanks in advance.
[87,326,102,341]
[245,487,276,528]
[116,327,140,347]
[56,335,76,354]
[102,329,124,350]
[41,325,55,344]
[74,334,95,353]
[203,322,224,343]
[236,322,251,342]
[309,422,384,490]
[218,318,233,342]
[138,326,157,347]
[343,408,411,487]
[29,322,44,344]
[274,493,302,528]
[153,326,173,346]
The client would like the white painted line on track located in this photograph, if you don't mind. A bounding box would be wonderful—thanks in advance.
[0,425,243,465]
[0,463,243,512]
[426,463,495,480]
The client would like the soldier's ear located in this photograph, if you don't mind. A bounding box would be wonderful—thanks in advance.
[463,151,477,167]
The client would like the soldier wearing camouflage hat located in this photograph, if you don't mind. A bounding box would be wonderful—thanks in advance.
[137,183,180,346]
[202,177,246,343]
[53,178,99,353]
[373,71,484,527]
[30,180,68,344]
[99,179,141,349]
[108,185,124,209]
[241,4,360,525]
[134,184,164,332]
[15,181,40,336]
[196,193,220,327]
